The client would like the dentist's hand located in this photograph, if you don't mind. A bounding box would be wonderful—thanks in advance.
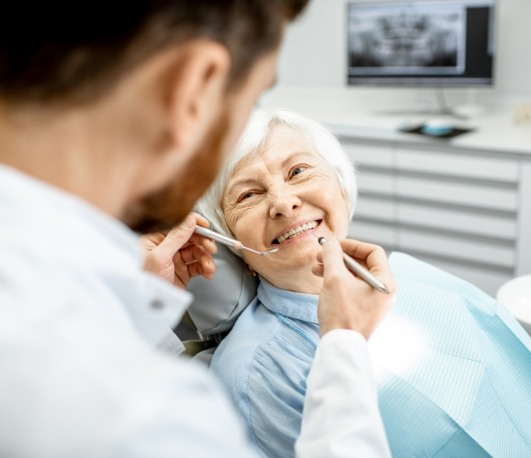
[313,238,396,339]
[141,213,217,288]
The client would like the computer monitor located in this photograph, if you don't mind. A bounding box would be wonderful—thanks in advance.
[347,0,496,87]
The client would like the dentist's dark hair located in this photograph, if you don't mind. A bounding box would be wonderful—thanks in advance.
[0,0,309,106]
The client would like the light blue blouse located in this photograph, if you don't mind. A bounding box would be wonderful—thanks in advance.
[210,252,531,458]
[210,278,318,457]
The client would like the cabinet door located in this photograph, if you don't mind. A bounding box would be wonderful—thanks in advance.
[397,202,516,239]
[396,148,520,181]
[342,140,394,169]
[396,174,518,212]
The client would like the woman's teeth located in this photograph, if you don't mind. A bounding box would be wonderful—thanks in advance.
[276,221,319,244]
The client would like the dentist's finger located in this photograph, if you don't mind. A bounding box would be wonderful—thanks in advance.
[319,237,352,279]
[143,213,211,285]
[317,237,396,339]
[154,214,198,257]
[175,245,216,277]
[339,239,394,288]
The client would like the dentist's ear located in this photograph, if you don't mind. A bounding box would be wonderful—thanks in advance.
[166,40,231,157]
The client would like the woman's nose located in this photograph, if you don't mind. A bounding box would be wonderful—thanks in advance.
[268,187,302,219]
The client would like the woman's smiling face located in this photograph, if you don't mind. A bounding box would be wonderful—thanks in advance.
[222,124,350,292]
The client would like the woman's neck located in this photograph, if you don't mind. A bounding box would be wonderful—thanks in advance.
[259,264,323,295]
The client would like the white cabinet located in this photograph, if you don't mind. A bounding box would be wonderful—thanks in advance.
[340,137,530,296]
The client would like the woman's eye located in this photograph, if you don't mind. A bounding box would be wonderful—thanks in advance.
[289,165,308,178]
[239,191,255,202]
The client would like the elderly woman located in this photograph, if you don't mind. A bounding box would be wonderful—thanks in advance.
[197,109,531,458]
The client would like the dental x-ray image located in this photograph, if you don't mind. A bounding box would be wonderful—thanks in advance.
[348,2,465,75]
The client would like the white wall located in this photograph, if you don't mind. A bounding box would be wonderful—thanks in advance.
[278,0,531,98]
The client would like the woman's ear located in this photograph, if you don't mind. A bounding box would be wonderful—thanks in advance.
[166,40,231,156]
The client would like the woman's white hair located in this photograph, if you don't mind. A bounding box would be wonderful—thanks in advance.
[197,108,357,249]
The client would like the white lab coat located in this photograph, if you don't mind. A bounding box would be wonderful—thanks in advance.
[298,330,392,457]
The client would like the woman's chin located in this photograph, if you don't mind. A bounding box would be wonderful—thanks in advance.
[268,245,320,273]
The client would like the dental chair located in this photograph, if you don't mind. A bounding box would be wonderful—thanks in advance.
[175,244,257,364]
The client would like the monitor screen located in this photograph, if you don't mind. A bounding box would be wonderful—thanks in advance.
[347,0,496,87]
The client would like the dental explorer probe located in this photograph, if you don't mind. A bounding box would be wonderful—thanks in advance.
[194,225,279,256]
[315,235,389,294]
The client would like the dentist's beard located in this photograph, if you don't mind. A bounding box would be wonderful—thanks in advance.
[123,111,229,234]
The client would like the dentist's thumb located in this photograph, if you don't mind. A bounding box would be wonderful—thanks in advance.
[156,214,197,257]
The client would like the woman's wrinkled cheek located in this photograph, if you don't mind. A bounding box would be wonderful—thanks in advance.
[223,205,248,240]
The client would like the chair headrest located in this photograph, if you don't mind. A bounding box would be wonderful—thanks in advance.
[186,244,258,336]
